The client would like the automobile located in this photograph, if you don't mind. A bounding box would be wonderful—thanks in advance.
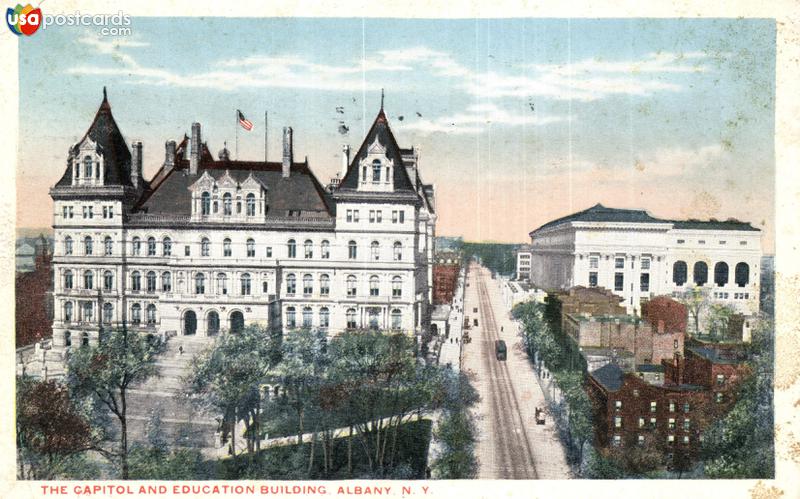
[495,339,507,361]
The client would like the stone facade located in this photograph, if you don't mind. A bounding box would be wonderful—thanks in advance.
[48,91,436,353]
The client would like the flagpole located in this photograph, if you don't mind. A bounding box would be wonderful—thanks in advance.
[235,109,239,160]
[264,111,269,163]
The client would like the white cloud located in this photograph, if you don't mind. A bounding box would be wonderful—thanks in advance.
[401,102,567,135]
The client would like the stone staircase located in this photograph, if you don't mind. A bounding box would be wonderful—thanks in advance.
[126,336,220,450]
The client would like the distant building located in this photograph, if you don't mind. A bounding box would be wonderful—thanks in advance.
[516,245,532,281]
[528,204,762,316]
[15,242,36,273]
[16,236,54,347]
[550,286,626,331]
[433,262,460,306]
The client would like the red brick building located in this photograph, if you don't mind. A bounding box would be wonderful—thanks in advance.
[642,296,687,335]
[15,238,54,347]
[433,263,460,305]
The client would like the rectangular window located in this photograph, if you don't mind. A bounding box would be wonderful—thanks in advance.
[683,419,691,430]
[650,401,657,413]
[614,273,624,292]
[719,240,727,245]
[699,240,706,245]
[677,239,685,244]
[266,247,272,257]
[650,417,657,428]
[615,257,625,269]
[184,246,190,256]
[740,241,747,246]
[392,210,398,223]
[633,389,639,397]
[668,418,676,430]
[589,272,598,287]
[638,435,645,446]
[369,210,376,223]
[614,400,622,410]
[376,210,382,223]
[353,210,360,222]
[641,257,650,270]
[716,374,725,386]
[667,435,675,443]
[589,256,599,269]
[399,211,405,223]
[638,417,645,428]
[683,435,690,444]
[669,401,675,412]
[614,416,622,428]
[715,392,724,403]
[640,273,650,292]
[346,210,353,223]
[613,435,621,446]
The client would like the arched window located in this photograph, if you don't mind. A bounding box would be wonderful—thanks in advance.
[321,240,330,259]
[369,275,380,296]
[391,309,402,330]
[320,274,330,296]
[132,237,141,256]
[147,237,156,256]
[286,307,296,329]
[183,310,197,336]
[714,262,729,287]
[372,159,382,182]
[347,275,357,297]
[371,241,380,261]
[83,156,93,178]
[64,236,73,255]
[163,237,172,256]
[368,308,380,329]
[246,238,255,257]
[161,271,172,292]
[230,311,245,334]
[207,311,220,336]
[303,274,313,295]
[83,270,94,290]
[672,261,687,286]
[223,238,232,257]
[201,237,210,257]
[64,331,72,347]
[735,262,750,287]
[320,307,330,329]
[84,236,93,256]
[286,274,296,295]
[393,241,402,261]
[64,302,73,323]
[201,192,211,215]
[302,307,313,328]
[304,240,313,259]
[146,304,156,325]
[81,332,89,347]
[131,303,142,324]
[104,236,113,256]
[103,270,113,291]
[348,240,357,259]
[287,239,297,258]
[346,308,357,329]
[195,273,206,294]
[241,273,251,296]
[131,271,141,291]
[246,193,256,216]
[103,303,113,324]
[223,193,232,215]
[64,270,73,290]
[693,262,708,286]
[217,273,228,295]
[392,276,402,297]
[146,271,156,293]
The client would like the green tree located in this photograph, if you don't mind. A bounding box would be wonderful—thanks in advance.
[16,377,93,479]
[431,370,479,479]
[706,304,736,340]
[189,325,278,458]
[66,329,162,479]
[678,286,710,335]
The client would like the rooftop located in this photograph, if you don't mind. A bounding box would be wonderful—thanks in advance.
[567,313,642,324]
[531,203,759,235]
[687,346,748,365]
[590,363,625,392]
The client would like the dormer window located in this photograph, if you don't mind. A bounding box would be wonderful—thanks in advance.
[223,193,232,216]
[246,194,256,216]
[84,156,93,178]
[372,160,382,183]
[201,192,210,215]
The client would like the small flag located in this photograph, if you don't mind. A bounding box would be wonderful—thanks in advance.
[237,110,253,131]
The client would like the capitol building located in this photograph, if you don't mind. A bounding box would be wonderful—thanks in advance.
[49,90,436,349]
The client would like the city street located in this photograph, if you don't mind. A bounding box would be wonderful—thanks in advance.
[462,263,571,479]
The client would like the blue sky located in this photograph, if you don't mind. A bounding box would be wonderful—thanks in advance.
[17,17,775,249]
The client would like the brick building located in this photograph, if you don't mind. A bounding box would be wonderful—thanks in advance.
[433,263,460,306]
[15,236,54,347]
[550,286,626,330]
[641,296,687,335]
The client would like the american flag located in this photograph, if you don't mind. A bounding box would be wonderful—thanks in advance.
[237,110,253,131]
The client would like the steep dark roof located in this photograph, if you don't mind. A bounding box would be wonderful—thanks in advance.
[55,88,132,188]
[136,156,332,217]
[337,109,416,192]
[532,203,760,234]
[590,363,625,392]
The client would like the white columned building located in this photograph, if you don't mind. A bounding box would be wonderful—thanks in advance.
[527,204,762,318]
[49,90,436,350]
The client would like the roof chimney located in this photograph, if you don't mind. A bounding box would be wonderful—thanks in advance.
[165,140,176,170]
[282,126,293,179]
[131,141,143,190]
[341,144,350,178]
[190,122,201,175]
